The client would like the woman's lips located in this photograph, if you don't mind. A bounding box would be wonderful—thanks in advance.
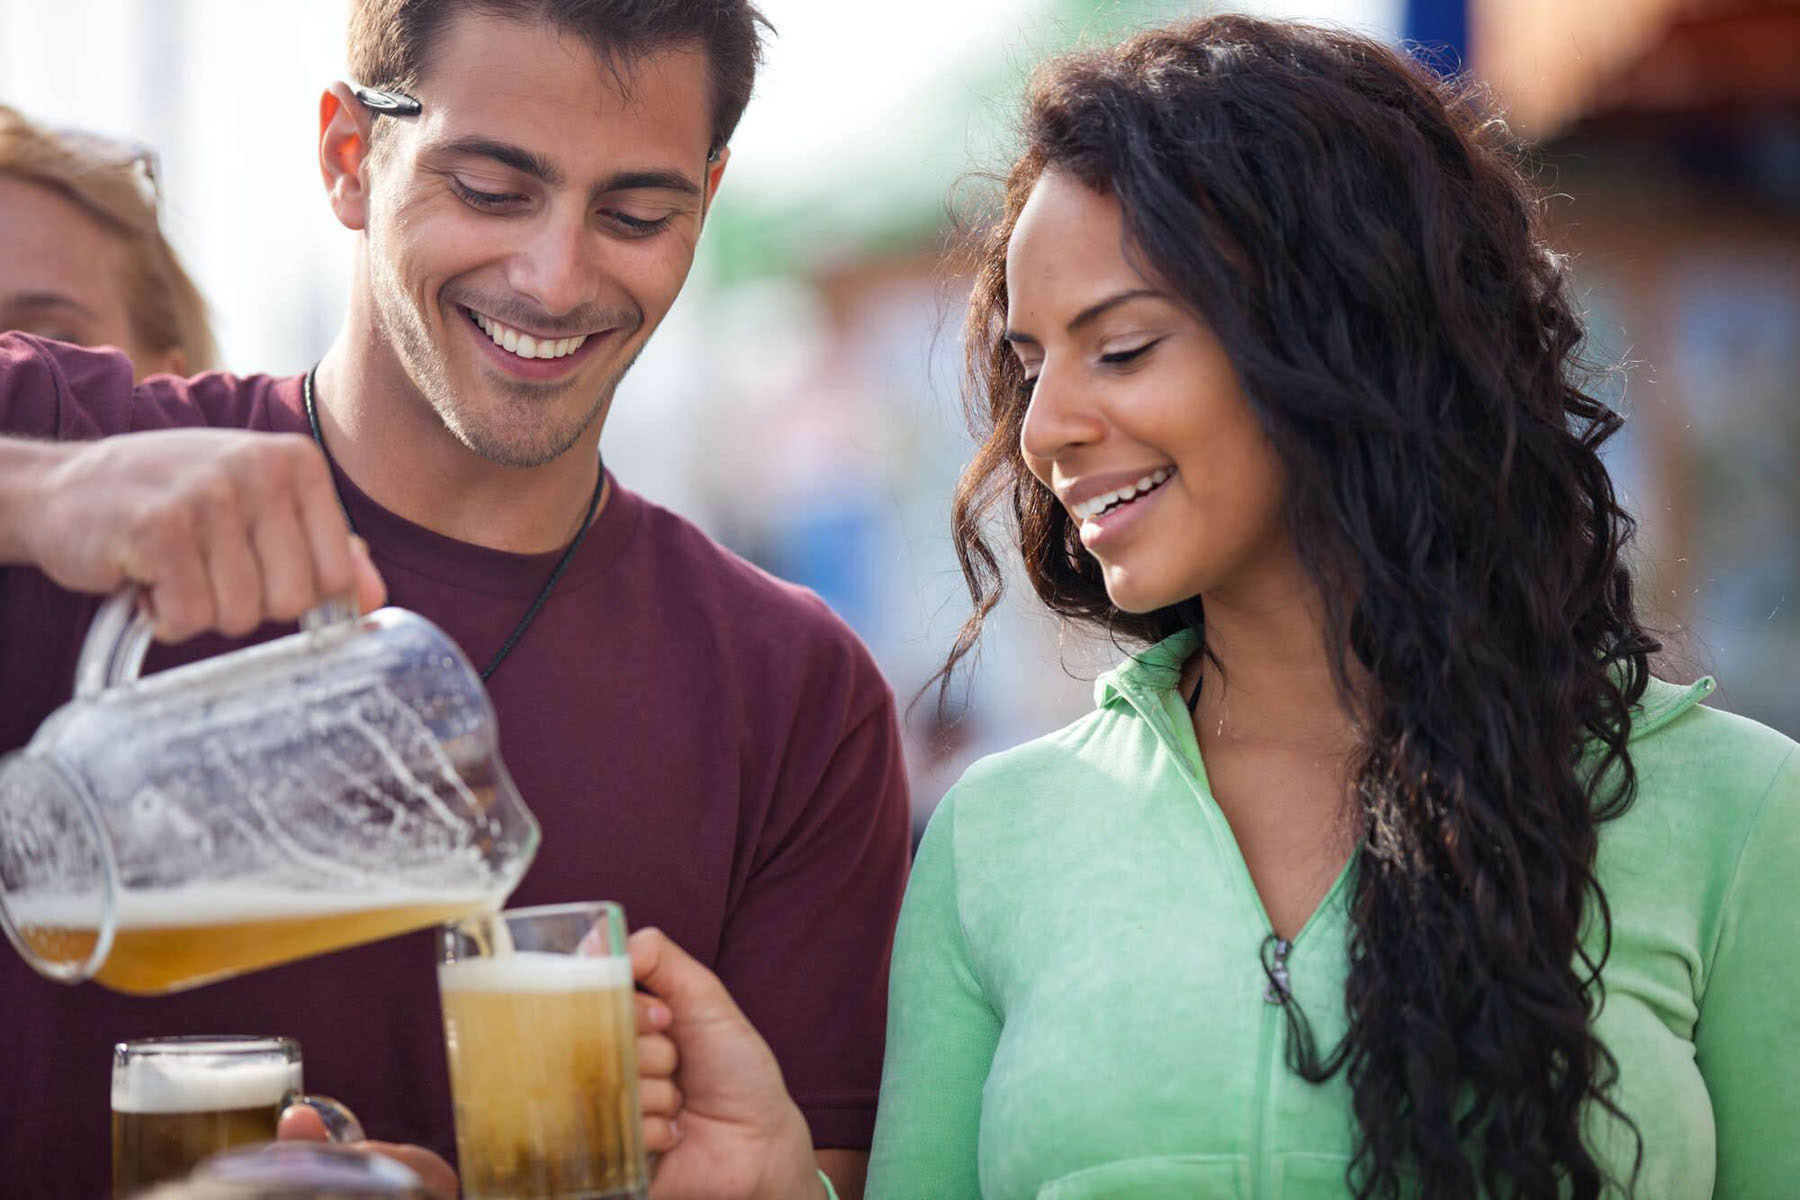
[1076,469,1176,548]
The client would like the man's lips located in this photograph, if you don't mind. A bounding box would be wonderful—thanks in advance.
[458,304,613,379]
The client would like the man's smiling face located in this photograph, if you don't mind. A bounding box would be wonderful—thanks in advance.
[360,11,719,468]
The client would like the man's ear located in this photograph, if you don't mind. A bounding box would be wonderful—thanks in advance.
[699,145,730,222]
[320,82,377,232]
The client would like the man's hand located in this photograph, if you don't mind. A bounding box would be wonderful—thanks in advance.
[632,928,828,1200]
[277,1106,458,1200]
[6,428,384,641]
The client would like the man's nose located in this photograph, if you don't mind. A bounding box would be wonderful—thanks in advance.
[505,208,606,321]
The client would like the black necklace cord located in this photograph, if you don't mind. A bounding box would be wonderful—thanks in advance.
[302,366,604,682]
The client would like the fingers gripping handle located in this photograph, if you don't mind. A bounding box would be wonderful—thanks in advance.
[74,588,362,699]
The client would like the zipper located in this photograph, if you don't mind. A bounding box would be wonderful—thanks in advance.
[1251,942,1283,1200]
[1127,681,1349,1199]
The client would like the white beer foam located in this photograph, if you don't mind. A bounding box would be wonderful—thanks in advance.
[438,950,632,992]
[9,883,501,930]
[113,1051,301,1114]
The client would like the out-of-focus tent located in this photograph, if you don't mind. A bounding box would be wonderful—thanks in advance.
[1478,0,1800,732]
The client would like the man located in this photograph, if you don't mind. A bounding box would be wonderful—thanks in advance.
[0,3,908,1197]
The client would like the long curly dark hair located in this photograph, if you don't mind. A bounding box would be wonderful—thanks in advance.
[942,15,1661,1199]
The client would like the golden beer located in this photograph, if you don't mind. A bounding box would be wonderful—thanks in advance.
[440,952,646,1200]
[14,884,499,995]
[112,1038,299,1198]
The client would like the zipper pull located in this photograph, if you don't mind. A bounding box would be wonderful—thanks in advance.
[1262,936,1293,1005]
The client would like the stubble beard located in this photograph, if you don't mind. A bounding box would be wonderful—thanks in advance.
[370,262,635,470]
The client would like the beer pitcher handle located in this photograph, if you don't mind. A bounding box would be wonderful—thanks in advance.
[74,588,363,698]
[288,1093,367,1143]
[74,590,155,699]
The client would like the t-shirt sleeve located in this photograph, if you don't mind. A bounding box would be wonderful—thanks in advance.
[867,791,998,1199]
[710,649,912,1150]
[0,333,266,439]
[0,333,138,439]
[1694,744,1800,1194]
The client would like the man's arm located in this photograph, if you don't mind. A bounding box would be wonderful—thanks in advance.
[711,633,912,1200]
[0,436,71,563]
[0,426,383,640]
[0,333,383,640]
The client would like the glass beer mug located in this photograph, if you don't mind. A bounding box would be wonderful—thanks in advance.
[0,591,539,995]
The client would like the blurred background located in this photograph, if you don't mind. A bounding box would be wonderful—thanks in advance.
[3,0,1796,832]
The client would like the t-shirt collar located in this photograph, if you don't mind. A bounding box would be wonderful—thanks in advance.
[273,374,642,598]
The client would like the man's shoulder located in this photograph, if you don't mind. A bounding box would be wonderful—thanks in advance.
[623,489,884,690]
[0,333,302,437]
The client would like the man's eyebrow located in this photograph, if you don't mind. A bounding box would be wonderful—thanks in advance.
[1004,288,1166,345]
[430,137,564,187]
[4,292,94,317]
[423,141,702,202]
[595,168,702,198]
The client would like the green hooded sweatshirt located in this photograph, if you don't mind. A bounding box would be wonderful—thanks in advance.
[868,631,1799,1199]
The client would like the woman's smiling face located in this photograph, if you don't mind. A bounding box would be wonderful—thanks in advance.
[1006,170,1292,614]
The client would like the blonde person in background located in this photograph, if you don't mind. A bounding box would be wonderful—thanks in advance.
[0,104,216,378]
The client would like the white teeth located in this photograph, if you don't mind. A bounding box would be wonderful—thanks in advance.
[467,309,591,360]
[1074,467,1175,521]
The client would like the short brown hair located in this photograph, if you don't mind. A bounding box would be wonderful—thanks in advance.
[0,106,218,371]
[347,0,771,156]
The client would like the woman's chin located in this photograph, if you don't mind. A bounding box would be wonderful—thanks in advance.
[1100,564,1188,616]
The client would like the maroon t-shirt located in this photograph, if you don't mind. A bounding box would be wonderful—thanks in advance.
[0,334,911,1196]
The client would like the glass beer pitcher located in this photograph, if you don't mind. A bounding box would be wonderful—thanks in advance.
[0,591,539,995]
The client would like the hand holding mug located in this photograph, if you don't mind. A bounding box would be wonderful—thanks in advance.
[629,928,828,1200]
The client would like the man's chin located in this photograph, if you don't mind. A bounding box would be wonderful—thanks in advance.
[474,360,594,401]
[439,387,611,470]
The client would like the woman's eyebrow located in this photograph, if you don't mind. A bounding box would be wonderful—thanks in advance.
[1005,288,1165,344]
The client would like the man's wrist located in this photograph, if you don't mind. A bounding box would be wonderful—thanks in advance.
[0,438,71,564]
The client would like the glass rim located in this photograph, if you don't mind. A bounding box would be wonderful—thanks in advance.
[440,899,627,964]
[115,1034,298,1058]
[446,899,621,930]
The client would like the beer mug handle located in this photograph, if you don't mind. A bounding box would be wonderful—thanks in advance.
[287,1092,367,1143]
[74,588,363,698]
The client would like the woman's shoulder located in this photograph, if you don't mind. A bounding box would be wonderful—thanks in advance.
[1627,675,1797,810]
[940,699,1153,817]
[1601,675,1799,886]
[921,699,1163,874]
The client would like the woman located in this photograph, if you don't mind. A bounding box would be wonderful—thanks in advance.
[356,14,1800,1200]
[0,104,216,377]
